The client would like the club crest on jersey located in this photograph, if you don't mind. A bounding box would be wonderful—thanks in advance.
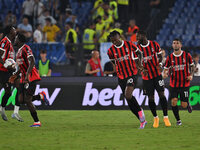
[1,43,5,48]
[151,48,154,52]
[126,48,129,52]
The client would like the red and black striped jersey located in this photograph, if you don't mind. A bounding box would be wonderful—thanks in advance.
[107,40,138,79]
[0,36,14,72]
[164,50,194,88]
[137,40,162,80]
[16,44,41,83]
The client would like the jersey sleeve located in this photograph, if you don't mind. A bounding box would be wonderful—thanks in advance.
[154,41,162,54]
[107,48,114,60]
[26,46,34,58]
[0,39,7,52]
[164,56,171,69]
[187,53,194,66]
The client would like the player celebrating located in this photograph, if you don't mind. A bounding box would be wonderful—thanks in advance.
[136,30,171,128]
[12,33,44,127]
[163,39,195,125]
[107,31,147,129]
[0,25,16,121]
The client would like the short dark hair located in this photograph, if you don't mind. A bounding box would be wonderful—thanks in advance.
[173,38,182,43]
[193,53,199,58]
[35,23,40,28]
[137,30,147,36]
[4,25,13,36]
[40,49,47,54]
[66,21,73,28]
[108,30,120,38]
[17,33,26,43]
[45,17,51,23]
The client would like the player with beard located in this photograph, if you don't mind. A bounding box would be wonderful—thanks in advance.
[163,39,194,125]
[107,31,147,129]
[10,33,46,127]
[136,30,171,128]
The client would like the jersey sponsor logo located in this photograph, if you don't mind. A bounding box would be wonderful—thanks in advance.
[143,54,155,63]
[1,43,5,48]
[116,54,130,62]
[82,82,169,106]
[173,64,186,71]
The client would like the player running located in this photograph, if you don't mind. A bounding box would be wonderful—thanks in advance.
[107,31,147,129]
[163,39,195,125]
[10,33,47,127]
[0,25,16,121]
[136,30,171,128]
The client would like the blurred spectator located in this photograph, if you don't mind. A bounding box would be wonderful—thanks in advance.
[38,9,57,27]
[117,0,129,23]
[5,11,17,27]
[22,0,34,24]
[102,12,113,30]
[193,53,200,76]
[149,0,161,18]
[91,0,104,20]
[17,17,33,40]
[38,50,52,77]
[95,16,105,39]
[83,22,97,60]
[65,22,78,64]
[104,61,116,76]
[126,19,139,42]
[43,17,60,42]
[109,0,118,20]
[85,50,103,76]
[33,0,44,25]
[33,23,43,43]
[109,22,125,40]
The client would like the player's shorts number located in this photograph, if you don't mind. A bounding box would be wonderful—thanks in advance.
[184,91,189,97]
[158,80,164,87]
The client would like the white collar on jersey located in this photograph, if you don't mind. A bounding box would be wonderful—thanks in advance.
[18,44,25,52]
[140,40,150,47]
[173,50,183,57]
[5,36,11,43]
[114,40,124,48]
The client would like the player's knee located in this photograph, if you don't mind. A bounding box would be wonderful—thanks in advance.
[181,102,187,108]
[171,98,178,106]
[125,93,132,100]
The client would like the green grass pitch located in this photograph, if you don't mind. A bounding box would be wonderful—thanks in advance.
[0,110,199,150]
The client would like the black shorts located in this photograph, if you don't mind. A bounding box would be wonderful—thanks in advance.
[169,87,189,102]
[143,75,165,96]
[18,81,37,96]
[118,75,137,94]
[0,70,12,89]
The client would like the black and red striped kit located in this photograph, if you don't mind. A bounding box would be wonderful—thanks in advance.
[0,36,14,72]
[164,51,194,88]
[16,44,41,83]
[107,40,139,79]
[137,40,162,80]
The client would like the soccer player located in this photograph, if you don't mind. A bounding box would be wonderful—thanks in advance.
[163,39,195,125]
[107,31,147,129]
[12,33,45,127]
[0,25,16,121]
[136,30,171,128]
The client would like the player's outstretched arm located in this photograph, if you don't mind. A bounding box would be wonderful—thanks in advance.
[0,50,4,65]
[187,64,195,81]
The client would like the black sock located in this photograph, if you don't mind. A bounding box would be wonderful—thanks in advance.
[172,105,180,121]
[149,99,157,117]
[30,112,39,122]
[32,95,41,101]
[15,92,20,106]
[160,97,168,116]
[1,93,11,107]
[127,96,141,120]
